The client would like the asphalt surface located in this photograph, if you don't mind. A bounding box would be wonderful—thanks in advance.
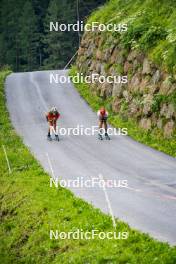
[5,70,176,245]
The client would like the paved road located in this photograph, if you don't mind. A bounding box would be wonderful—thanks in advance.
[5,70,176,245]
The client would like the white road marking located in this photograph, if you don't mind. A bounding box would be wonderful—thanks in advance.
[125,186,176,201]
[30,73,48,112]
[99,174,117,229]
[46,152,56,180]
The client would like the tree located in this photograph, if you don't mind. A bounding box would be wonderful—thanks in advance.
[18,1,39,71]
[31,0,50,67]
[0,0,23,71]
[43,0,76,69]
[43,0,106,70]
[0,0,106,71]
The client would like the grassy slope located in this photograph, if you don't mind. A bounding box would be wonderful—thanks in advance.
[72,0,176,157]
[88,0,176,73]
[0,70,176,264]
[70,66,176,157]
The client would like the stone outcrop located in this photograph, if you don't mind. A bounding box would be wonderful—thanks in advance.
[76,32,176,138]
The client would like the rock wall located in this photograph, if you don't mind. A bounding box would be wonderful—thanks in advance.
[76,32,176,138]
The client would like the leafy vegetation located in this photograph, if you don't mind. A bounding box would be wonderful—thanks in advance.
[70,66,176,157]
[87,0,176,73]
[151,93,176,113]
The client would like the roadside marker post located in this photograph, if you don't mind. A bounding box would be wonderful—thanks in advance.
[2,145,12,174]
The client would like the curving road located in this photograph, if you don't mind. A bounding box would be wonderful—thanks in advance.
[5,70,176,245]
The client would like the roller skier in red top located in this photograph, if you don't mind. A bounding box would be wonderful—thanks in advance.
[97,106,110,140]
[46,106,60,141]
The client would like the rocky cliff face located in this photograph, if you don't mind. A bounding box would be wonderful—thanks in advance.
[76,31,176,138]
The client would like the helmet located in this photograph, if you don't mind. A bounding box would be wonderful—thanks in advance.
[51,106,57,113]
[100,107,106,115]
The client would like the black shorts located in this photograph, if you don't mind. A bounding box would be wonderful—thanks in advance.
[99,118,107,122]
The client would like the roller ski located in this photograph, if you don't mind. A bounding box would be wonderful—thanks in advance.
[98,133,103,140]
[105,133,110,140]
[54,134,59,141]
[47,134,52,141]
[47,134,59,142]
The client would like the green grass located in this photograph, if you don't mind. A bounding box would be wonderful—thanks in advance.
[1,70,176,263]
[69,66,176,157]
[87,0,176,73]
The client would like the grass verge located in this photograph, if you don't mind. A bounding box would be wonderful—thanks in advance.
[69,66,176,157]
[0,70,176,263]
